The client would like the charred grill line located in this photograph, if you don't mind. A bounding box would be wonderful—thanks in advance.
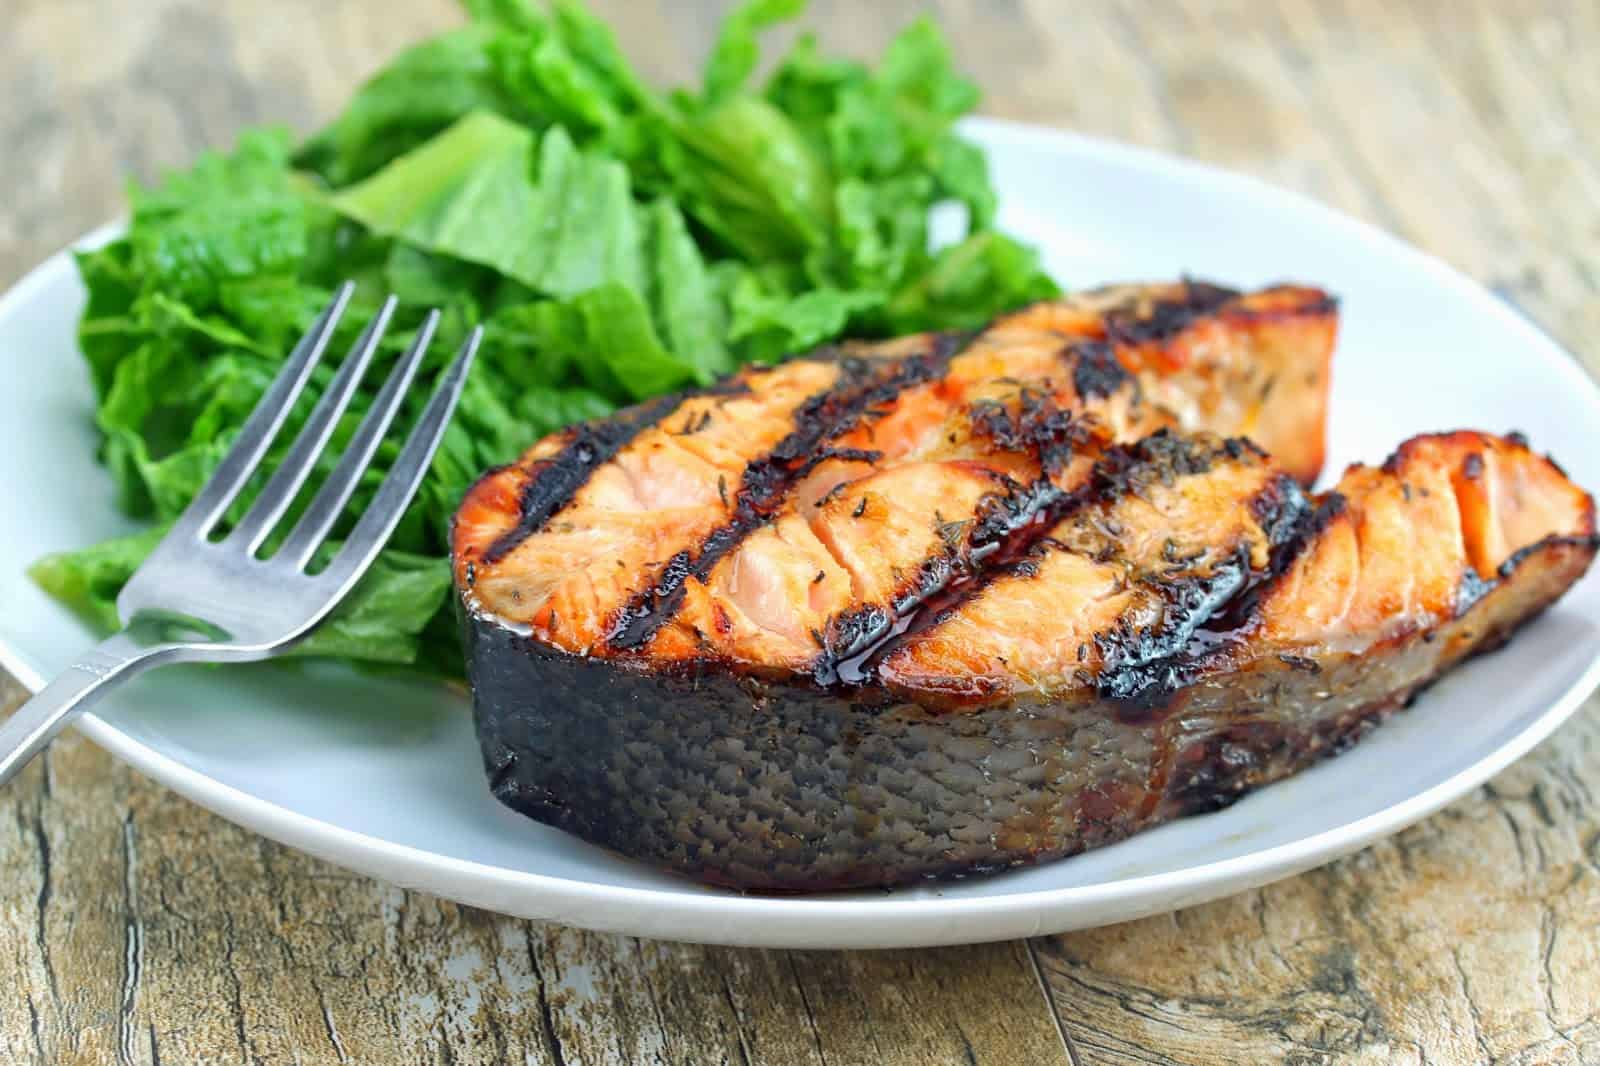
[1070,340,1131,400]
[1208,490,1346,636]
[968,389,1093,476]
[1084,446,1316,714]
[1101,279,1241,346]
[794,447,886,480]
[814,362,1169,687]
[1498,532,1600,579]
[848,433,1314,704]
[810,350,1156,686]
[481,393,683,565]
[605,331,974,651]
[1225,292,1342,322]
[1455,568,1495,614]
[1090,429,1229,490]
[818,475,1074,686]
[1094,543,1256,713]
[1129,455,1599,718]
[1455,531,1600,616]
[819,432,1221,686]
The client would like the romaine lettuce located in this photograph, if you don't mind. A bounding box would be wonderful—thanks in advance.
[34,0,1058,678]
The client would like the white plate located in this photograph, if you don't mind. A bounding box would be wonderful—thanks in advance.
[3,117,1598,949]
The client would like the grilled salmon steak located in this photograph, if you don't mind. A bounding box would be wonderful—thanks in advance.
[453,282,1595,891]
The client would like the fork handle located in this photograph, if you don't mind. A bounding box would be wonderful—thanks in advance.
[0,631,170,787]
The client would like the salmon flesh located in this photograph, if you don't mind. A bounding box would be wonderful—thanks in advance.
[452,281,1595,891]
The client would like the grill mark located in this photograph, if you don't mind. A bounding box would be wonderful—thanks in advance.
[1451,531,1597,622]
[813,368,1159,686]
[1206,486,1344,632]
[1455,568,1495,615]
[1220,293,1340,321]
[857,433,1315,701]
[1497,532,1600,581]
[1091,543,1256,711]
[817,474,1074,686]
[793,447,885,480]
[1029,435,1272,708]
[1070,340,1131,400]
[967,388,1095,477]
[605,331,973,651]
[1091,469,1319,717]
[481,394,682,564]
[1101,279,1242,347]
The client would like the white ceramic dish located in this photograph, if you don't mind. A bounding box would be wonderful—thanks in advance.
[2,117,1598,949]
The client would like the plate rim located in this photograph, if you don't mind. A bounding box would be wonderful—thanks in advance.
[3,115,1599,948]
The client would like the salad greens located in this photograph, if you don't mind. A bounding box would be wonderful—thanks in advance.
[31,0,1058,678]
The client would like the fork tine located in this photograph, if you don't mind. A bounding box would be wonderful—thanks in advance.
[231,296,399,554]
[274,309,440,570]
[169,283,354,540]
[314,327,481,595]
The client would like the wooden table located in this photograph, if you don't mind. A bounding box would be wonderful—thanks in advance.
[3,2,1598,1062]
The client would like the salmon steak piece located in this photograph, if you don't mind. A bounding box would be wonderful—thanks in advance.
[454,284,1592,892]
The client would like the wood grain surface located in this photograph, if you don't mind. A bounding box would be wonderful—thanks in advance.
[3,1,1599,1063]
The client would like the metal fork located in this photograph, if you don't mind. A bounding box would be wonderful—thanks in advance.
[0,284,480,786]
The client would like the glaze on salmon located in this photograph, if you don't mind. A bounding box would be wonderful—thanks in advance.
[452,282,1594,892]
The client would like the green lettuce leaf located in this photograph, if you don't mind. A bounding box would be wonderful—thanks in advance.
[330,113,646,298]
[28,528,168,634]
[884,231,1060,333]
[487,0,656,145]
[703,0,807,105]
[127,128,310,306]
[642,198,734,378]
[727,275,881,363]
[295,25,526,187]
[38,0,1061,682]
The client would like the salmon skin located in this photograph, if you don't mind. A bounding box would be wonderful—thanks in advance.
[455,282,1592,892]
